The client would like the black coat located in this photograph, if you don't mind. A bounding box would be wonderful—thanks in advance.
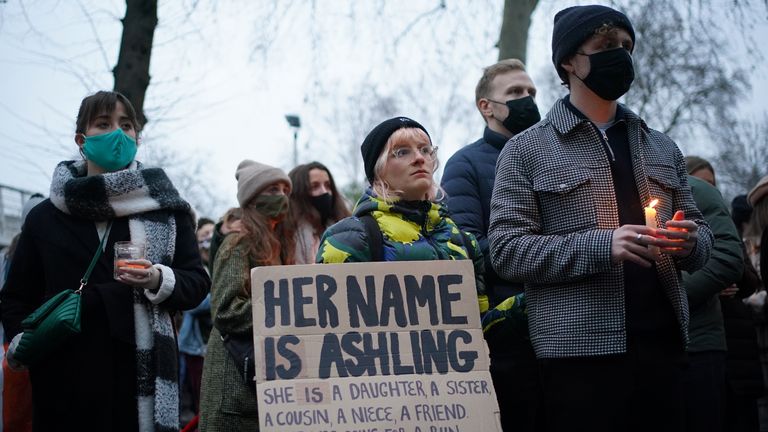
[0,199,209,431]
[720,241,766,398]
[762,230,768,287]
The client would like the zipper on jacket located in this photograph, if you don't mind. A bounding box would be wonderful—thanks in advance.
[594,126,616,163]
[419,202,444,259]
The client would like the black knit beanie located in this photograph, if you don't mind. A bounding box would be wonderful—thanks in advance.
[360,116,430,183]
[551,5,635,81]
[731,195,753,229]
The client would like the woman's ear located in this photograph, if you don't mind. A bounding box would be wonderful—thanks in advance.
[74,133,85,146]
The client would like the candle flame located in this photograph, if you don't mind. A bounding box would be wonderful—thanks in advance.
[648,199,659,209]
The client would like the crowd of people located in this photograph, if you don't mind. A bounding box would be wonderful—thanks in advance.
[1,4,767,432]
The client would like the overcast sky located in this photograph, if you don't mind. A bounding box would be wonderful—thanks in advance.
[1,0,765,217]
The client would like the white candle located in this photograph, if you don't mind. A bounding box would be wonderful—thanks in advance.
[644,199,658,229]
[644,199,659,256]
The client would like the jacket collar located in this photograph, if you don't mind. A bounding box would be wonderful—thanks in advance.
[354,188,445,230]
[483,126,509,151]
[548,95,645,135]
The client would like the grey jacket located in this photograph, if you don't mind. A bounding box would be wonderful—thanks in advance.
[489,98,713,359]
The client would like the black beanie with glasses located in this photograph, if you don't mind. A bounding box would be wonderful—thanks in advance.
[360,116,430,184]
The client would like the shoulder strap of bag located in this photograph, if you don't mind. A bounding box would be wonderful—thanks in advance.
[360,214,384,262]
[76,220,114,293]
[361,214,473,263]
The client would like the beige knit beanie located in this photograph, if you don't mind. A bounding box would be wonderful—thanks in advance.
[235,160,292,206]
[748,175,768,207]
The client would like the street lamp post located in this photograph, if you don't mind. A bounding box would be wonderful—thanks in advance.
[285,114,301,167]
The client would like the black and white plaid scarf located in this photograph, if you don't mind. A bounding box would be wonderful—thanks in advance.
[50,160,192,432]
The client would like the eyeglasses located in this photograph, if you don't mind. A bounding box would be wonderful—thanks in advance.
[390,145,438,162]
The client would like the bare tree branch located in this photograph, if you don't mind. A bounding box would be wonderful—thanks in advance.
[621,0,748,143]
[18,1,62,47]
[76,0,112,72]
[249,1,295,64]
[712,115,768,200]
[393,0,446,48]
[7,45,103,90]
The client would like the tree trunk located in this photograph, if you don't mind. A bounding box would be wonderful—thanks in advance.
[497,0,539,63]
[113,0,158,126]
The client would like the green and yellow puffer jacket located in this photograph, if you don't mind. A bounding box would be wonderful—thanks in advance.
[316,189,488,315]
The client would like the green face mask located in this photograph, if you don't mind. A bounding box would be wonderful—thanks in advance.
[251,194,289,220]
[82,128,137,172]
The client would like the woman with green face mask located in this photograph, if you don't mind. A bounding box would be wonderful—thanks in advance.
[199,160,296,431]
[0,91,210,431]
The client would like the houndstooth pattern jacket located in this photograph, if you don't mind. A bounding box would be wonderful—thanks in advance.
[488,98,713,359]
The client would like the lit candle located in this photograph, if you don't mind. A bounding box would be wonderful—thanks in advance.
[644,199,658,230]
[644,199,659,256]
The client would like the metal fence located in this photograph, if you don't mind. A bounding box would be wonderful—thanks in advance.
[0,184,39,248]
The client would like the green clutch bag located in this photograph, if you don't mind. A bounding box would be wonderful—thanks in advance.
[12,221,112,366]
[13,289,83,365]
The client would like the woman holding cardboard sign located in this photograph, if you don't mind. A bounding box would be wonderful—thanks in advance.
[199,160,296,431]
[316,117,487,314]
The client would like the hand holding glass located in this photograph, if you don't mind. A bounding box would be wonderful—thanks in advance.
[114,241,149,280]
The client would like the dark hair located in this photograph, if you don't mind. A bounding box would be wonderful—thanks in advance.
[75,91,142,135]
[288,162,350,233]
[731,195,752,236]
[197,217,215,228]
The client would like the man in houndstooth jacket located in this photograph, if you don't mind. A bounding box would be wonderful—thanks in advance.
[488,5,714,431]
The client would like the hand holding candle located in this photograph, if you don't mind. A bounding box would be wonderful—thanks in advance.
[655,209,699,257]
[660,211,685,250]
[611,224,658,267]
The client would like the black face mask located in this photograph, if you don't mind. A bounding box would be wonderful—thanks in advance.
[575,47,634,101]
[309,193,334,224]
[491,95,541,136]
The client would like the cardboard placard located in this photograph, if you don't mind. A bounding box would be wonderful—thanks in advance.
[251,260,501,432]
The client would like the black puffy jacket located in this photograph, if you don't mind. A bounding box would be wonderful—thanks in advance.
[441,127,523,308]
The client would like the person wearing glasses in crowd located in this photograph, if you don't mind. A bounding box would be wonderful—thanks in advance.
[316,117,487,316]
